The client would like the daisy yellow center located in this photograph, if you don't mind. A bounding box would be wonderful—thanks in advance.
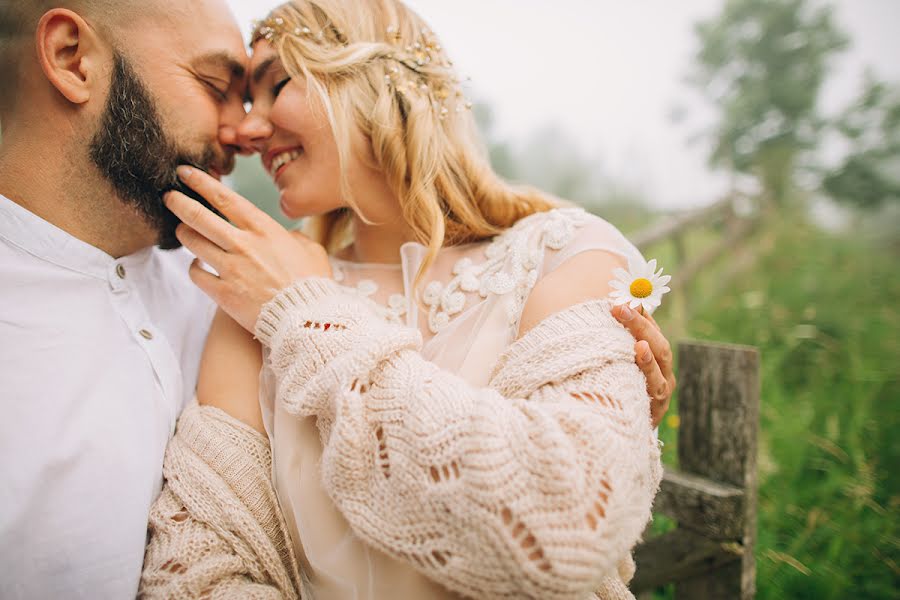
[630,278,653,298]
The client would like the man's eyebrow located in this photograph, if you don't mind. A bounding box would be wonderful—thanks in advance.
[193,51,246,80]
[252,56,279,84]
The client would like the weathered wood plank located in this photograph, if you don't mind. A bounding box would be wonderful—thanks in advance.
[677,561,746,600]
[677,341,759,487]
[653,467,745,540]
[675,341,760,599]
[632,529,743,593]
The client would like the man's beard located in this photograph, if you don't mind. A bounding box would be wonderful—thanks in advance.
[89,52,233,249]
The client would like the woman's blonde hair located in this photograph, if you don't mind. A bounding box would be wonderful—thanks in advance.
[253,0,562,285]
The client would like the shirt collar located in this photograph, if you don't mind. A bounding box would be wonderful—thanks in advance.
[0,193,153,279]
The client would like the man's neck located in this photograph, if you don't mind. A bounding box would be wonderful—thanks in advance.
[0,140,158,259]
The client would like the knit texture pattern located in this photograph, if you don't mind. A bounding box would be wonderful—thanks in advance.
[139,405,303,599]
[253,277,662,599]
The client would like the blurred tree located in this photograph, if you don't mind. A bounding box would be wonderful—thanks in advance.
[688,0,848,206]
[823,75,900,209]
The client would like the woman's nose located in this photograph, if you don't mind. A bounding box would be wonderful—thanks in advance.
[235,110,274,155]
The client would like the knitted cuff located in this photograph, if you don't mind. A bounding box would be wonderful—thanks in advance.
[255,277,347,344]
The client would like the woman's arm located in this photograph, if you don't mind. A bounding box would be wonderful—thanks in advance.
[140,312,298,598]
[140,405,301,598]
[522,249,675,427]
[196,308,265,433]
[254,268,662,599]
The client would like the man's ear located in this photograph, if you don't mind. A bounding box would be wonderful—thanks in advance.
[35,9,105,105]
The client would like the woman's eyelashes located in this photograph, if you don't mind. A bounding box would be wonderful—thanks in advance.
[273,77,291,97]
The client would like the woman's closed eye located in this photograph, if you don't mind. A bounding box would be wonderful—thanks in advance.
[273,77,291,97]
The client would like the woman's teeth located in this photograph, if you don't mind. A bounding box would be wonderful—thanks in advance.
[271,149,302,175]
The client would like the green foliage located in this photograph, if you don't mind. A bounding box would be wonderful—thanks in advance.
[657,220,899,598]
[823,76,900,209]
[689,0,848,202]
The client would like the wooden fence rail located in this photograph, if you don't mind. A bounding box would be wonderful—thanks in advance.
[633,340,760,599]
[631,193,760,335]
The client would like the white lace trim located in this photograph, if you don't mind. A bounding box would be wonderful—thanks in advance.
[330,208,589,333]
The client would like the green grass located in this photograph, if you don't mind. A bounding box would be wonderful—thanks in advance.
[646,218,899,598]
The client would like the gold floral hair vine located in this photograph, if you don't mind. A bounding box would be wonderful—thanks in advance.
[251,16,346,46]
[251,16,472,119]
[382,25,473,118]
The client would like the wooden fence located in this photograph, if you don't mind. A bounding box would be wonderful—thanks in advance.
[627,196,762,598]
[631,193,760,335]
[632,341,759,598]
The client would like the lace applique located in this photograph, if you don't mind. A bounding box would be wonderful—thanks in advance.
[327,208,589,333]
[421,208,588,334]
[329,263,408,325]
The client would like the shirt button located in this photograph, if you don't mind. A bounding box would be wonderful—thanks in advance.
[116,264,126,279]
[139,329,154,340]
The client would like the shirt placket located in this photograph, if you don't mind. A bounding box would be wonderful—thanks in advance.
[107,259,183,430]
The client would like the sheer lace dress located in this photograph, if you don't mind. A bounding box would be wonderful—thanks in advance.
[258,207,648,599]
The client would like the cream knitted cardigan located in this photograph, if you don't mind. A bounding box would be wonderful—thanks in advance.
[140,277,662,599]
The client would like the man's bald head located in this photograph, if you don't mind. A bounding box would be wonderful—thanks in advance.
[0,0,153,116]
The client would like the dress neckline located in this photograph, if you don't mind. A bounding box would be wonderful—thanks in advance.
[329,239,483,269]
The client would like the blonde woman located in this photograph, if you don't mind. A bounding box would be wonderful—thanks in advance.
[140,1,676,598]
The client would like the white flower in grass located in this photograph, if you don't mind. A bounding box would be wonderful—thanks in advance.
[609,258,671,313]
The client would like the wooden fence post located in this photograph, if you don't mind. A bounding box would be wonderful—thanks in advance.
[675,341,760,599]
[632,341,760,599]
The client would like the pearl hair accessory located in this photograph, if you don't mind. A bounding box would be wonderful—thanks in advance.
[251,16,473,119]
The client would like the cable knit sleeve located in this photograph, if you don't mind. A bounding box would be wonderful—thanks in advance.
[255,277,662,600]
[139,404,302,599]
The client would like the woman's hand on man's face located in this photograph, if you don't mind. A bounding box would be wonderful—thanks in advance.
[611,305,676,428]
[164,165,332,333]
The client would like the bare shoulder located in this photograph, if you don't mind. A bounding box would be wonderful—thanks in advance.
[516,249,626,338]
[196,309,265,433]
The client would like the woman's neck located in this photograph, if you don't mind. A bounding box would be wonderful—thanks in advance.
[338,167,417,265]
[343,214,416,265]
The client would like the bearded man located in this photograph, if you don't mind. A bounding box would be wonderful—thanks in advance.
[0,1,247,596]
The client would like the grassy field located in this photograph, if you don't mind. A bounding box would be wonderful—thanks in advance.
[644,215,899,598]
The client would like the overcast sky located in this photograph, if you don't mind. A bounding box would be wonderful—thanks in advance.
[225,0,900,209]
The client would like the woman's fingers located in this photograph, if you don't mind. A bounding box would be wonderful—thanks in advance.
[174,224,228,271]
[612,304,674,375]
[188,258,226,305]
[165,190,237,251]
[635,340,670,427]
[643,309,662,332]
[176,165,272,232]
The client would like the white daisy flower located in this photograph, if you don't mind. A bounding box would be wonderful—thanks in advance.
[609,258,671,313]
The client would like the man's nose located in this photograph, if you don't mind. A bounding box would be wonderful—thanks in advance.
[218,97,251,154]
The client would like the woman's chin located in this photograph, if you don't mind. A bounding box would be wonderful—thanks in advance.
[278,193,337,221]
[279,194,303,220]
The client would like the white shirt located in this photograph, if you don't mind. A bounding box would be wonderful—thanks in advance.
[0,194,215,599]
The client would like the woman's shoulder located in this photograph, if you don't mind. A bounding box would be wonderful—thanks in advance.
[500,205,643,269]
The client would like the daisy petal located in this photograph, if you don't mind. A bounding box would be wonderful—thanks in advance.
[613,267,630,283]
[657,274,672,286]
